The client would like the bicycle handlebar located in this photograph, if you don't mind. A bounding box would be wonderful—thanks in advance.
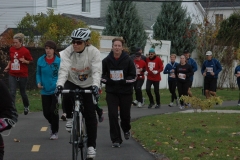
[57,89,97,105]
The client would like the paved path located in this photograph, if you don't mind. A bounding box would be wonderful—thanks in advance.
[3,101,240,160]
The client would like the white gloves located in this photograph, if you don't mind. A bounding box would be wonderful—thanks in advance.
[152,70,158,75]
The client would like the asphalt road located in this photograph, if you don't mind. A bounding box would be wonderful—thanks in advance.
[3,100,239,160]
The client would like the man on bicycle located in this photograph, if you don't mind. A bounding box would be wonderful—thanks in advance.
[55,28,102,159]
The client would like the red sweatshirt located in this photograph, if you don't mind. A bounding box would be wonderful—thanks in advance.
[146,56,164,81]
[134,59,146,80]
[9,46,33,77]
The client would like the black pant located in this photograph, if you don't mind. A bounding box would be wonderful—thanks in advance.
[168,81,177,102]
[41,95,59,134]
[62,81,97,148]
[146,79,160,105]
[0,134,3,160]
[177,81,189,105]
[106,93,132,144]
[133,79,144,103]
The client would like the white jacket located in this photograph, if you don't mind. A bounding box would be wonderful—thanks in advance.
[57,45,102,88]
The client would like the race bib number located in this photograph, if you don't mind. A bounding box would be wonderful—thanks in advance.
[148,62,155,71]
[11,61,20,70]
[178,73,185,80]
[206,67,213,72]
[110,70,124,80]
[169,73,175,78]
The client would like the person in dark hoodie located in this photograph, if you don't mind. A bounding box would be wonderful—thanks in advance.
[163,54,179,107]
[0,80,18,160]
[101,37,136,148]
[201,51,222,99]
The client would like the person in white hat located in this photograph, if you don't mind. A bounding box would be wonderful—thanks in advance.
[201,51,222,98]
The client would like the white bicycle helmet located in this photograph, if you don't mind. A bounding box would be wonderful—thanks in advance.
[71,28,91,41]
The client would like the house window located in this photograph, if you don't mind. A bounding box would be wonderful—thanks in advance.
[82,0,90,12]
[47,0,57,8]
[215,14,223,24]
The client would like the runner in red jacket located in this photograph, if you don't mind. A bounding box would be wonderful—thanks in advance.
[145,48,164,109]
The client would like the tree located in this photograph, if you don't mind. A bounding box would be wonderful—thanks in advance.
[17,9,100,48]
[102,1,147,54]
[217,12,240,48]
[153,2,197,55]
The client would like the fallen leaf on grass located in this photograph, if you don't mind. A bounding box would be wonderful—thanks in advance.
[202,124,207,127]
[163,142,169,145]
[183,157,191,160]
[14,138,20,142]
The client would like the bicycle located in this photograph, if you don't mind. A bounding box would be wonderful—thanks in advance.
[58,88,97,160]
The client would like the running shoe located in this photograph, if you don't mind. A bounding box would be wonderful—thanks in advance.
[137,102,142,108]
[87,146,96,158]
[112,142,121,148]
[50,133,58,140]
[148,103,154,109]
[61,113,67,121]
[132,100,138,106]
[124,131,130,140]
[155,104,161,109]
[168,102,174,107]
[24,107,29,115]
[98,111,104,123]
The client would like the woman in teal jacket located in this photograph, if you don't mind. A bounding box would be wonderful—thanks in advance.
[36,40,60,140]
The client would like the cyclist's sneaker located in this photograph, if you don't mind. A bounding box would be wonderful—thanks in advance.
[61,113,67,121]
[137,102,142,108]
[50,133,58,140]
[155,104,161,109]
[112,142,121,148]
[132,100,138,106]
[24,107,29,115]
[148,103,154,109]
[87,146,96,158]
[168,102,174,107]
[124,131,130,140]
[65,119,72,132]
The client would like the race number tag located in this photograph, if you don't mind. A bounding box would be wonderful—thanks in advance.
[169,73,175,78]
[136,68,141,74]
[110,70,124,80]
[11,59,20,70]
[178,73,185,80]
[148,62,155,71]
[206,67,213,72]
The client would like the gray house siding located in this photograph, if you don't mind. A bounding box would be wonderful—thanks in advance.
[0,0,34,34]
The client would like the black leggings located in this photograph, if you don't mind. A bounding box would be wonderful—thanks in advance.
[41,95,59,134]
[177,81,189,105]
[146,79,160,105]
[133,79,144,103]
[62,81,97,148]
[168,81,177,102]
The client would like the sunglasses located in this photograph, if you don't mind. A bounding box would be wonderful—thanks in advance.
[72,40,84,45]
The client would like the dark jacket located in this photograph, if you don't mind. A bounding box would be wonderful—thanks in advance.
[201,58,222,79]
[175,63,194,82]
[101,51,136,94]
[130,54,146,62]
[163,62,179,81]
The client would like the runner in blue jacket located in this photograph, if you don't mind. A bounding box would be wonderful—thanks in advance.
[163,54,179,107]
[201,51,222,99]
[234,64,240,105]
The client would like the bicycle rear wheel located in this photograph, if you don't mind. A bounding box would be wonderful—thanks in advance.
[80,114,88,160]
[72,112,80,160]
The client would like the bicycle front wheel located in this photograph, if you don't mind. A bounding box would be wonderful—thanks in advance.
[80,116,88,160]
[72,112,80,160]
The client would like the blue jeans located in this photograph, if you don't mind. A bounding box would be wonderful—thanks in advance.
[8,75,29,108]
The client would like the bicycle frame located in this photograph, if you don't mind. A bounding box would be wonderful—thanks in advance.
[58,88,96,160]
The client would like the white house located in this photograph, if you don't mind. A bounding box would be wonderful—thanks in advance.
[200,1,240,23]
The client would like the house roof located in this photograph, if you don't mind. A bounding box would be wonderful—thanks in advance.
[200,0,240,8]
[62,13,106,27]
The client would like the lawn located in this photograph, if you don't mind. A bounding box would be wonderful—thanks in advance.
[15,87,240,113]
[131,113,240,160]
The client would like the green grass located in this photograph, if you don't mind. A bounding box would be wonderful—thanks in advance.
[15,87,240,113]
[131,113,240,160]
